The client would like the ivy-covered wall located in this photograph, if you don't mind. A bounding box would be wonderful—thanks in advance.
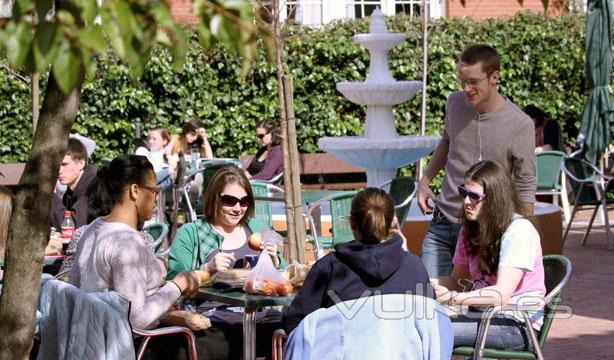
[1,12,589,178]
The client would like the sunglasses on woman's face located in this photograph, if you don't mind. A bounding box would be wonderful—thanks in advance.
[256,132,269,140]
[457,184,486,203]
[220,194,250,207]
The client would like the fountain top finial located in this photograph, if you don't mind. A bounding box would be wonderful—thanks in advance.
[368,8,388,34]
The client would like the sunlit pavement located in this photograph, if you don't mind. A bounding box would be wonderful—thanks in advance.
[542,209,614,359]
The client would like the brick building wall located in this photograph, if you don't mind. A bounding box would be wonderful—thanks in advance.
[170,0,198,24]
[447,0,569,19]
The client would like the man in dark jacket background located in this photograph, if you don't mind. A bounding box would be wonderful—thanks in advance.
[50,138,98,229]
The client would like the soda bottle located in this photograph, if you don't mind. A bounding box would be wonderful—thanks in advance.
[60,210,75,244]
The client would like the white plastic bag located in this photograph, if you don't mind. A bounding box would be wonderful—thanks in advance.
[243,249,292,296]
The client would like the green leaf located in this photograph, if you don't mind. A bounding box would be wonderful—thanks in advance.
[76,26,106,51]
[81,0,99,24]
[33,21,60,70]
[4,21,32,68]
[35,0,54,21]
[52,39,82,93]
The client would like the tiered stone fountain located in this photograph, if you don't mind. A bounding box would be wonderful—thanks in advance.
[318,8,440,186]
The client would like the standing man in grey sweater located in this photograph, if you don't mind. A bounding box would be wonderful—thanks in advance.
[417,44,535,277]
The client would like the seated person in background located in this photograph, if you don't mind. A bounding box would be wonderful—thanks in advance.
[281,187,432,334]
[54,133,96,200]
[525,105,565,153]
[171,119,213,160]
[69,155,234,360]
[244,119,283,181]
[136,125,175,191]
[432,160,545,351]
[0,186,14,278]
[50,138,98,229]
[167,166,287,279]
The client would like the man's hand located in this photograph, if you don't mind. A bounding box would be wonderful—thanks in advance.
[417,179,436,215]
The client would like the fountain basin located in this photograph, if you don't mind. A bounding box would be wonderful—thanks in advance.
[354,33,406,50]
[319,135,441,186]
[337,81,422,106]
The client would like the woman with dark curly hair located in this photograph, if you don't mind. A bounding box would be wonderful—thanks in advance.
[244,119,283,181]
[432,160,546,351]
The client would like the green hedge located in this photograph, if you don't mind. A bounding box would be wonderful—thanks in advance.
[0,12,590,179]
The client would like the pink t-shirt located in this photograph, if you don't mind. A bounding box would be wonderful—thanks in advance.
[453,217,546,300]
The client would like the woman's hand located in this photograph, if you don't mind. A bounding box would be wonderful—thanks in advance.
[264,242,280,268]
[432,282,458,305]
[171,271,200,298]
[205,252,236,274]
[196,128,208,144]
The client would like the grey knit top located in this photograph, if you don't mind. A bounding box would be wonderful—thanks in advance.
[69,217,181,329]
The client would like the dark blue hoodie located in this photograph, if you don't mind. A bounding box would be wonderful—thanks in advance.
[281,235,433,334]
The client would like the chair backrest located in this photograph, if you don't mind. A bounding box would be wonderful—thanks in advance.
[329,192,357,247]
[562,157,600,205]
[143,222,169,253]
[538,254,572,347]
[250,181,284,227]
[387,176,417,224]
[284,294,453,359]
[535,151,565,191]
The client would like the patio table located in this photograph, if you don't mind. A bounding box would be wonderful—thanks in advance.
[196,287,294,360]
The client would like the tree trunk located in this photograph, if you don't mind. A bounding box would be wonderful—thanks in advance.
[0,67,84,359]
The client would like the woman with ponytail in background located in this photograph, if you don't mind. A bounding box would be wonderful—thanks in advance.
[281,187,432,334]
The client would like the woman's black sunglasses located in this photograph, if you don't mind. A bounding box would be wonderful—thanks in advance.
[256,132,269,140]
[219,194,250,207]
[457,184,486,203]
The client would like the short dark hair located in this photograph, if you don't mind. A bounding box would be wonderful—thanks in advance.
[66,138,88,165]
[97,155,154,206]
[524,105,549,127]
[459,44,500,75]
[203,166,255,226]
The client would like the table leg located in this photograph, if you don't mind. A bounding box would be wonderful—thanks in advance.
[243,307,257,360]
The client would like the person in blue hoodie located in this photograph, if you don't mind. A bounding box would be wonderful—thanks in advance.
[282,187,433,334]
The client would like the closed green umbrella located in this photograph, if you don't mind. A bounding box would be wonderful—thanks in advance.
[580,0,614,165]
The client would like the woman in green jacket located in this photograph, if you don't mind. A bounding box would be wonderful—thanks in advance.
[167,166,287,279]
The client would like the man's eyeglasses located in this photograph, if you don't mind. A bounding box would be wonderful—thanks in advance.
[220,194,250,207]
[458,75,489,88]
[457,184,486,203]
[256,132,269,140]
[139,185,161,197]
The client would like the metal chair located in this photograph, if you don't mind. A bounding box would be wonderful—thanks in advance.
[143,222,169,253]
[250,180,284,228]
[377,176,417,226]
[37,277,198,360]
[452,254,572,360]
[133,327,198,360]
[306,191,357,259]
[562,157,614,250]
[535,151,571,223]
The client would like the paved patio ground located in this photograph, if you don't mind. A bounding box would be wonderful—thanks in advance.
[541,209,614,359]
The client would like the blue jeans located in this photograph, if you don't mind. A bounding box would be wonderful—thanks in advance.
[452,311,531,351]
[420,210,462,278]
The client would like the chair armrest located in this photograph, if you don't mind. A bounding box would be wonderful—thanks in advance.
[133,325,194,337]
[272,329,288,360]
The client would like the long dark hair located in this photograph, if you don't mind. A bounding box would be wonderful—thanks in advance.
[202,166,255,226]
[461,160,528,275]
[349,187,394,245]
[97,155,154,206]
[256,119,282,146]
